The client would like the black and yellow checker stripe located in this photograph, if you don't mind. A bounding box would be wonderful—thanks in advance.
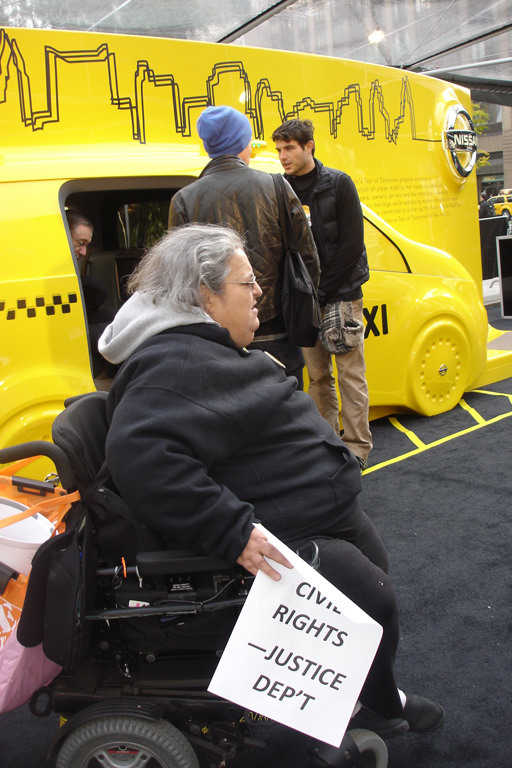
[0,292,79,320]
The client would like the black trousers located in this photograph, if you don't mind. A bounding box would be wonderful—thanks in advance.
[291,506,404,719]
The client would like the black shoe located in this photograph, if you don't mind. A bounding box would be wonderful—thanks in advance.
[403,694,445,732]
[349,705,409,738]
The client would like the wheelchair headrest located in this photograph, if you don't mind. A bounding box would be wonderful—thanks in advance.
[52,392,109,493]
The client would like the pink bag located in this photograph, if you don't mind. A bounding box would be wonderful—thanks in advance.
[0,631,62,714]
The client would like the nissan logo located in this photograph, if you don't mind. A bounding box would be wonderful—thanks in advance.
[444,105,477,179]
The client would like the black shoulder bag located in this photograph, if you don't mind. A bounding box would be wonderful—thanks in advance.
[272,174,321,347]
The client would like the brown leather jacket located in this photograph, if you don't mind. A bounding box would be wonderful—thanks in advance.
[168,156,319,324]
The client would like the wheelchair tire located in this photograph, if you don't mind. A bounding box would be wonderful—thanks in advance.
[55,716,199,768]
[347,729,388,768]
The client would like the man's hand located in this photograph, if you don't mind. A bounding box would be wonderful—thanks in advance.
[237,528,293,581]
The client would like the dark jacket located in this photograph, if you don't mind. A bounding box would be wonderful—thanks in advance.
[479,198,494,218]
[169,155,319,324]
[81,275,118,378]
[285,159,369,305]
[105,324,361,563]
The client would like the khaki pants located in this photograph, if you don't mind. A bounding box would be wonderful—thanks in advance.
[303,299,373,461]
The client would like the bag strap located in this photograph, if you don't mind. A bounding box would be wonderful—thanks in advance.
[272,173,298,252]
[0,489,80,530]
[0,455,41,477]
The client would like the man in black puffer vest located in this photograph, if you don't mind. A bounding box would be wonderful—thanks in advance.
[272,119,372,470]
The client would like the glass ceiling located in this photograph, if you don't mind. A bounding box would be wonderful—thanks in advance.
[1,0,511,103]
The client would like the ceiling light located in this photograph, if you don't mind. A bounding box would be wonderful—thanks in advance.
[368,29,385,45]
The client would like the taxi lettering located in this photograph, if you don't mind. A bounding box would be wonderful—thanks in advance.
[364,304,389,338]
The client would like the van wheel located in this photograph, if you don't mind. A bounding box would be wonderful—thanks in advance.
[56,716,199,768]
[408,319,470,416]
[348,729,388,768]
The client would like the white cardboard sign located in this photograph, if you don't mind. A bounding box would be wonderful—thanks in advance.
[208,524,383,747]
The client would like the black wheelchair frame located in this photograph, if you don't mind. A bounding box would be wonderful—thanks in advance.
[0,392,388,768]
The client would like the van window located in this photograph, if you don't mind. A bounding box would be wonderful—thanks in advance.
[116,201,170,249]
[364,218,409,272]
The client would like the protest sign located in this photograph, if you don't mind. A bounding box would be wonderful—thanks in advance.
[208,524,383,747]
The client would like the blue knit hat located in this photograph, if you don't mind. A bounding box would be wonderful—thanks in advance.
[197,106,252,158]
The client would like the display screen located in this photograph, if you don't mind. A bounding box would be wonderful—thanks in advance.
[497,237,512,317]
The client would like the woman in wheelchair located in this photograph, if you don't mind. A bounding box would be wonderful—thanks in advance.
[98,222,444,740]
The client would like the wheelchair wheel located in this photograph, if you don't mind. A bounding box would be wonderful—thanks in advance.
[56,716,199,768]
[347,729,388,768]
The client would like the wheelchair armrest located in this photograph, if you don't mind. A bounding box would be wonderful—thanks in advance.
[136,549,233,576]
[0,440,76,492]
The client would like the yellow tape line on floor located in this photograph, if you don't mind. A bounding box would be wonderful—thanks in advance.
[387,417,426,448]
[458,398,486,425]
[470,388,512,406]
[364,396,512,474]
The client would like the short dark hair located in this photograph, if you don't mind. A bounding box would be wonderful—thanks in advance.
[272,119,315,149]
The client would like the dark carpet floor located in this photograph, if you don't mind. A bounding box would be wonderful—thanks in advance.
[1,376,511,767]
[361,379,512,768]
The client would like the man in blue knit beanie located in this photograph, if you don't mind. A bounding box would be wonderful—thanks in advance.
[169,105,319,387]
[196,105,253,158]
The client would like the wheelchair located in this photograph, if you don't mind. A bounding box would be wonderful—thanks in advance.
[0,392,388,768]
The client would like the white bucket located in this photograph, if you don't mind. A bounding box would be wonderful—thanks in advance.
[0,497,55,576]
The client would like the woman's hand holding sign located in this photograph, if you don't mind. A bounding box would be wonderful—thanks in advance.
[237,527,293,581]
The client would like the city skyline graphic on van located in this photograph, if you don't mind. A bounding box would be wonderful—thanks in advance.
[0,29,428,147]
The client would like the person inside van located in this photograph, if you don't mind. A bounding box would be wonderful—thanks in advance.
[65,209,118,381]
[98,222,444,740]
[66,209,94,260]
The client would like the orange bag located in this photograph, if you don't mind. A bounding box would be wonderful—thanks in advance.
[0,456,79,651]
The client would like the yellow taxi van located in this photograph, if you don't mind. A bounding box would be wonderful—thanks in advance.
[1,25,511,452]
[488,194,512,221]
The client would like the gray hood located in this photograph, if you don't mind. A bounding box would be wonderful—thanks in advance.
[98,291,216,364]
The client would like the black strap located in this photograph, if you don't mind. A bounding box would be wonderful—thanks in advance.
[0,560,19,595]
[272,173,299,253]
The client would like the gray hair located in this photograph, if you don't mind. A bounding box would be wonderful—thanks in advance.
[127,223,245,306]
[65,209,94,233]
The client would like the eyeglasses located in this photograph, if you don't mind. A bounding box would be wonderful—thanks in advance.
[225,275,258,286]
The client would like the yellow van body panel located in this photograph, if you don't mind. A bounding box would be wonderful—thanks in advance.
[361,211,488,416]
[1,26,510,454]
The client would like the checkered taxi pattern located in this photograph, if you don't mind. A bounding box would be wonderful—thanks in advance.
[0,292,79,320]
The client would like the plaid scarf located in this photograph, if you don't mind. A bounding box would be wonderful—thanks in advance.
[319,301,364,354]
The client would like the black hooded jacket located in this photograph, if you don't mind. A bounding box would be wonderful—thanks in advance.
[105,324,362,563]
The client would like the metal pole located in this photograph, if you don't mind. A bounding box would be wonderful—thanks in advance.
[425,57,512,75]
